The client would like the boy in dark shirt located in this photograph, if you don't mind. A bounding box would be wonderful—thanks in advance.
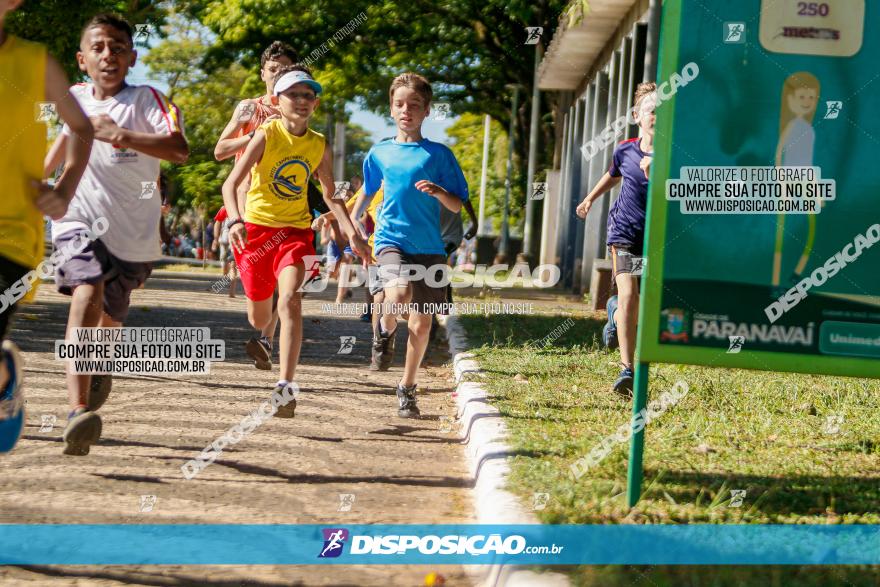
[576,82,656,396]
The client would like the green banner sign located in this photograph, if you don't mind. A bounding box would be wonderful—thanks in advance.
[639,0,879,378]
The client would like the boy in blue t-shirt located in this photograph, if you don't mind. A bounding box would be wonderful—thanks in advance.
[351,72,468,418]
[576,82,656,396]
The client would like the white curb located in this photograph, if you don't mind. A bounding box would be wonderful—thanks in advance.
[441,315,571,587]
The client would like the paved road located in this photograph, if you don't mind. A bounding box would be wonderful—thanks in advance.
[0,269,474,586]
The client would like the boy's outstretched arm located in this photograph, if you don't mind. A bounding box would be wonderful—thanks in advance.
[313,191,364,232]
[576,172,621,219]
[463,199,478,239]
[222,130,266,253]
[90,107,189,164]
[310,212,330,232]
[316,147,370,259]
[43,132,67,179]
[348,188,374,240]
[37,54,93,219]
[214,100,261,161]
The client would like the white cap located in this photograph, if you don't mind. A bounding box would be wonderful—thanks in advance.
[273,70,322,96]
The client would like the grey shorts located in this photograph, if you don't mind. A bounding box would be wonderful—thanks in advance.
[610,245,645,277]
[369,246,449,314]
[54,230,153,323]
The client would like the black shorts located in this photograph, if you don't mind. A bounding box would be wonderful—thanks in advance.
[53,231,153,323]
[0,256,31,342]
[610,245,645,278]
[369,246,449,314]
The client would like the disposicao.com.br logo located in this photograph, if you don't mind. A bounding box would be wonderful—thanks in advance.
[318,528,349,558]
[317,528,563,558]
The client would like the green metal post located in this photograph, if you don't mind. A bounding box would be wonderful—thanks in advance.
[626,361,650,507]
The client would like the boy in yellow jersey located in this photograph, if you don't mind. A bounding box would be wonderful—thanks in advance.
[222,64,369,416]
[0,0,94,453]
[213,41,298,370]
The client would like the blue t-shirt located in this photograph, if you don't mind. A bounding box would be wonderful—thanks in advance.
[363,138,469,255]
[607,138,651,254]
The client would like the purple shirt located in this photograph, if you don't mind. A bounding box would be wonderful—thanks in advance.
[607,138,651,254]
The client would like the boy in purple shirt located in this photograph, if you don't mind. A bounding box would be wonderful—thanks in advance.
[576,82,656,395]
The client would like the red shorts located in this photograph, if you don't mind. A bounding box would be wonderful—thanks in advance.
[234,223,315,301]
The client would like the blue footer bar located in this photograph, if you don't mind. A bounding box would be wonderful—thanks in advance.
[1,524,878,565]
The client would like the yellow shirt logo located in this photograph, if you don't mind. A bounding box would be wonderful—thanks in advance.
[270,157,312,200]
[245,119,325,228]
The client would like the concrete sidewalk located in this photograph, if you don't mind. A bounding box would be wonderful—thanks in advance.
[0,269,473,586]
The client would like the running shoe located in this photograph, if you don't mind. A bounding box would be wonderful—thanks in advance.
[272,382,297,418]
[63,408,102,456]
[359,311,372,323]
[370,327,396,371]
[603,295,619,349]
[612,366,634,397]
[86,374,113,411]
[396,383,420,419]
[0,341,25,454]
[246,336,272,370]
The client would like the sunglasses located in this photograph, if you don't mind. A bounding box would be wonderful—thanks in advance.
[282,91,318,102]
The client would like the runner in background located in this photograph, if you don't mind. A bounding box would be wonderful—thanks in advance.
[330,176,366,305]
[575,82,656,396]
[0,0,94,454]
[313,184,384,324]
[158,173,172,249]
[213,41,295,369]
[432,200,478,340]
[348,178,380,324]
[211,207,237,297]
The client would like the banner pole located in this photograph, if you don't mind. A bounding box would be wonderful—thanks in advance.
[626,361,650,507]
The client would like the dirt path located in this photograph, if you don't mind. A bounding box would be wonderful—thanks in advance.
[0,269,474,586]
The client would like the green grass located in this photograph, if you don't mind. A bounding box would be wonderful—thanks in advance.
[457,302,880,583]
[459,306,880,524]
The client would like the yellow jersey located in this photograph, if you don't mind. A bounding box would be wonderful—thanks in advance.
[245,119,325,229]
[0,36,47,270]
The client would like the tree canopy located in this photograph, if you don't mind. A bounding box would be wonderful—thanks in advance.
[446,113,523,236]
[177,0,576,227]
[6,0,165,81]
[9,0,581,239]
